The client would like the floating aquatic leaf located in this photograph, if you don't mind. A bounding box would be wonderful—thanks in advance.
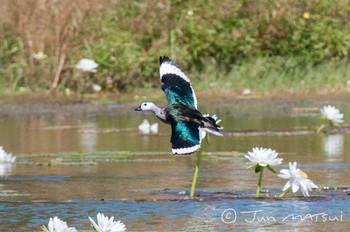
[0,190,31,197]
[202,156,238,161]
[14,150,270,166]
[112,158,173,163]
[48,160,97,166]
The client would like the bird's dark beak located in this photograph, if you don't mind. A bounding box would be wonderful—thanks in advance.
[135,106,142,111]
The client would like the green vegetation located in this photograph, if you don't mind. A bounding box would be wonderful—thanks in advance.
[15,150,244,166]
[0,0,350,95]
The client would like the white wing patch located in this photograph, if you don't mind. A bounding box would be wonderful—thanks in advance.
[159,60,198,109]
[159,62,190,83]
[172,144,201,155]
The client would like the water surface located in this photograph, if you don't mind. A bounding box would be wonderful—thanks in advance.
[0,96,349,231]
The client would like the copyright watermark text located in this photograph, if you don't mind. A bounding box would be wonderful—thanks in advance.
[221,208,344,224]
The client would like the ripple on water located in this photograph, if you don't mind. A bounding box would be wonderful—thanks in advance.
[0,197,349,231]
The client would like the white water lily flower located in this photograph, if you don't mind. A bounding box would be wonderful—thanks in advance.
[320,105,344,124]
[32,51,48,60]
[138,119,158,134]
[0,146,16,163]
[89,212,126,232]
[242,89,251,95]
[200,114,222,139]
[42,216,77,232]
[246,147,282,197]
[245,147,282,167]
[93,84,102,92]
[278,162,318,197]
[138,119,150,134]
[150,122,159,134]
[76,58,98,72]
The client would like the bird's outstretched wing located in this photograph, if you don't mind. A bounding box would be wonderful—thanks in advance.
[159,56,197,109]
[170,120,201,155]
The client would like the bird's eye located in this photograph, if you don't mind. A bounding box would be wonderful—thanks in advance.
[144,103,147,106]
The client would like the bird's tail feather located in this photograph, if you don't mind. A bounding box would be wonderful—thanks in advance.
[201,128,223,136]
[201,116,223,136]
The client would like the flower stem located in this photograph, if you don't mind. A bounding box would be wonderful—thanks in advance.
[316,124,325,133]
[190,148,202,197]
[279,187,292,197]
[256,167,264,198]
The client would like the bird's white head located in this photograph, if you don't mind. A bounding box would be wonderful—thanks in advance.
[135,102,155,112]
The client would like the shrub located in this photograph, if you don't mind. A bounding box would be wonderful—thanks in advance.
[0,0,349,93]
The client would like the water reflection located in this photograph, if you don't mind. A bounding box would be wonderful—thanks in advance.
[323,134,344,162]
[79,122,98,152]
[0,164,14,176]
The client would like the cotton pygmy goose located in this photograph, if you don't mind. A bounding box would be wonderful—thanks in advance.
[135,56,223,155]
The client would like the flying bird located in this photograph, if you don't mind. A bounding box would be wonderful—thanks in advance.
[135,56,222,155]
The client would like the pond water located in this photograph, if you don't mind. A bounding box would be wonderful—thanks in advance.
[0,96,349,231]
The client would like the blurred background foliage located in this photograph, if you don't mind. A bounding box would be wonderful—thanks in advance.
[0,0,350,94]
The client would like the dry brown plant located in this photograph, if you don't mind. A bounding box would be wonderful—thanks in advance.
[0,0,112,91]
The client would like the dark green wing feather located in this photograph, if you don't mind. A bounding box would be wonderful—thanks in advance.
[159,56,197,108]
[170,120,201,155]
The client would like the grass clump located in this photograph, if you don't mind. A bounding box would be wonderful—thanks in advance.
[191,56,350,94]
